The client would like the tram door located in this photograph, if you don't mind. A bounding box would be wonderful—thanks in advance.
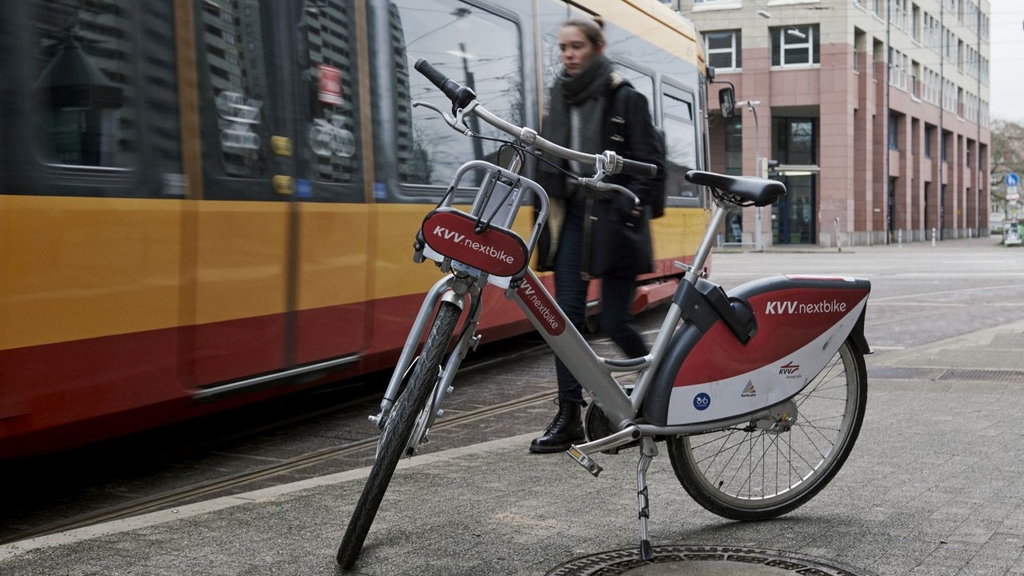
[187,0,369,392]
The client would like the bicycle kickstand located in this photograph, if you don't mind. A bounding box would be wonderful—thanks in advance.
[635,437,657,562]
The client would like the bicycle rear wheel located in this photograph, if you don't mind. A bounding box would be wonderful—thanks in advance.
[336,301,462,570]
[666,337,867,521]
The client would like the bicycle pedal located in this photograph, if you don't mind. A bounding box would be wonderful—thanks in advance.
[566,445,602,477]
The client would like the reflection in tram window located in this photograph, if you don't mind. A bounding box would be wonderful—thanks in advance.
[32,0,138,168]
[303,0,360,185]
[199,0,269,178]
[389,0,522,188]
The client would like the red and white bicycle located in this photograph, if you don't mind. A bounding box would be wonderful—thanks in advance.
[336,59,871,570]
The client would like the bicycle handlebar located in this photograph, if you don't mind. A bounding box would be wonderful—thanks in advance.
[413,58,657,181]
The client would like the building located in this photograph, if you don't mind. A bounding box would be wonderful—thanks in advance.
[668,0,991,246]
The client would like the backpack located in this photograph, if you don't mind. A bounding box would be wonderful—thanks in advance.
[608,81,668,218]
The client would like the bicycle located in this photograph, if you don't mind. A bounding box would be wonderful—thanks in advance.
[336,59,871,570]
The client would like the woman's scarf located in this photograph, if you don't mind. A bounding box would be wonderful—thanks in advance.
[540,54,613,175]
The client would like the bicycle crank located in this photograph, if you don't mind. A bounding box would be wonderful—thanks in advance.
[567,425,642,477]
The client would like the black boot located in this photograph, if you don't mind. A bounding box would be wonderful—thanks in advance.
[529,401,585,453]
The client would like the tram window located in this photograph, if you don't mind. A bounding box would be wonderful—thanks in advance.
[198,0,270,179]
[302,0,361,187]
[662,90,699,204]
[615,66,655,119]
[31,1,140,169]
[390,0,523,190]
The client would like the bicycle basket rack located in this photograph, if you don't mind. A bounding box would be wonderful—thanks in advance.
[415,160,549,290]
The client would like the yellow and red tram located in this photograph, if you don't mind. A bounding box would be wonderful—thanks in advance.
[0,0,712,457]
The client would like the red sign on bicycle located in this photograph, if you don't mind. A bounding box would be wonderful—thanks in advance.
[420,208,529,278]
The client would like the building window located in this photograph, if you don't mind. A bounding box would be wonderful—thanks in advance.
[771,26,819,67]
[888,112,899,150]
[912,5,921,43]
[705,30,741,70]
[893,0,908,31]
[924,125,934,158]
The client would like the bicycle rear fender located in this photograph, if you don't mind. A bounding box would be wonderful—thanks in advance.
[644,275,870,427]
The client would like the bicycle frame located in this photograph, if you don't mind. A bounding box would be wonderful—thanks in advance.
[372,146,866,452]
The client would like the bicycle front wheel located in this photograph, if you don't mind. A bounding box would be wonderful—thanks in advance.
[336,301,462,570]
[666,337,867,521]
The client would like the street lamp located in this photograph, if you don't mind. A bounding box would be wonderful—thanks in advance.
[736,99,765,250]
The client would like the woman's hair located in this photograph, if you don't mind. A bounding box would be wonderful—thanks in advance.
[562,17,605,48]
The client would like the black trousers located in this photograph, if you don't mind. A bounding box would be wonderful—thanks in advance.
[552,206,649,405]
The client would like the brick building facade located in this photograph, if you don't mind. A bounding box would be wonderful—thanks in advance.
[671,0,991,246]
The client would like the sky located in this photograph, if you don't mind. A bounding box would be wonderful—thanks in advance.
[989,0,1024,124]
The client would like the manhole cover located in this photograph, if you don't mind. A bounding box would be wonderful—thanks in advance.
[547,545,873,576]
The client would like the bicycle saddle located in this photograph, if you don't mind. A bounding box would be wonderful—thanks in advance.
[685,170,786,207]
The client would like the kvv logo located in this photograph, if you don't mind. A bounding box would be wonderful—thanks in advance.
[765,299,848,315]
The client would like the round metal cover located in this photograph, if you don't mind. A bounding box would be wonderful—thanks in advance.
[546,545,872,576]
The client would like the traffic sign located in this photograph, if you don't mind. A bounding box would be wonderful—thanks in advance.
[1007,173,1020,187]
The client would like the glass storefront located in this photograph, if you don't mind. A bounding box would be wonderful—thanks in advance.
[771,117,816,245]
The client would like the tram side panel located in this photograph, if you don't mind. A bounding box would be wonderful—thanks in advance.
[0,0,713,458]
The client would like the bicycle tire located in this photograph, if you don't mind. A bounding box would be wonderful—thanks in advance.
[666,337,867,521]
[336,301,462,570]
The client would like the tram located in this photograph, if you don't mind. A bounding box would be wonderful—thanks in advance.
[0,0,713,458]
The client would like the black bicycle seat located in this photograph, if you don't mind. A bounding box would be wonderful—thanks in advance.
[685,170,786,207]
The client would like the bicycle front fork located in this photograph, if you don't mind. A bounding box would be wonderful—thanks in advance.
[372,274,482,450]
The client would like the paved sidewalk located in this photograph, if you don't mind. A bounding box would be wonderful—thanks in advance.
[4,311,1024,575]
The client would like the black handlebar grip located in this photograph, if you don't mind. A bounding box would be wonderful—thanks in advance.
[414,59,461,101]
[414,58,479,112]
[621,158,658,179]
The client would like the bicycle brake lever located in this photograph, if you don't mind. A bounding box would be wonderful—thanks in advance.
[412,100,475,136]
[577,179,641,206]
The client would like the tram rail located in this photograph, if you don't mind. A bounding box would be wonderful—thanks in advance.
[2,386,557,545]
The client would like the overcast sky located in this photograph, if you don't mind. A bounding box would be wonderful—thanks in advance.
[989,0,1024,124]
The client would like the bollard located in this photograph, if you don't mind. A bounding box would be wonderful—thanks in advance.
[897,229,902,246]
[834,217,842,252]
[931,227,937,247]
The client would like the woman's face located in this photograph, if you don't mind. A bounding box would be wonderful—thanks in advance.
[558,25,602,76]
